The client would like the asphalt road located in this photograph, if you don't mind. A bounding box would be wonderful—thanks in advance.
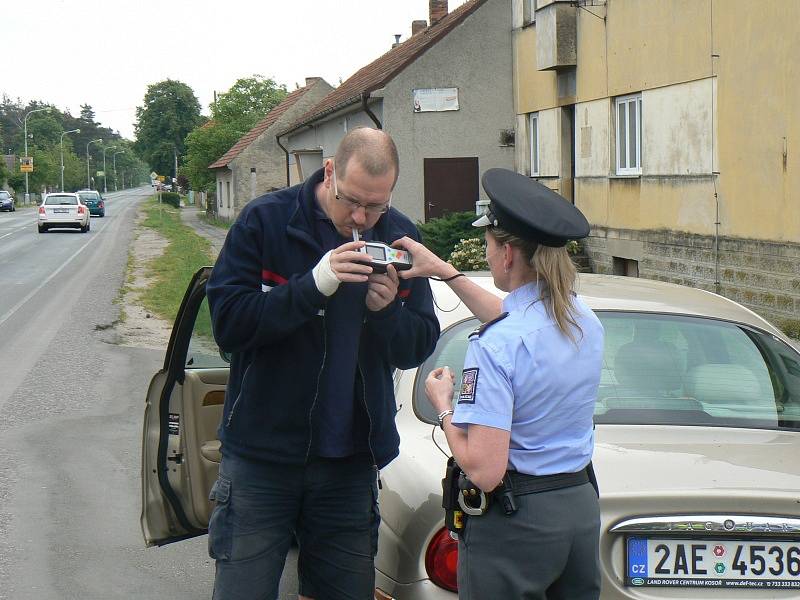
[0,189,220,599]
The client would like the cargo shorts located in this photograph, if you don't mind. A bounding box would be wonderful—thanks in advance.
[208,452,380,600]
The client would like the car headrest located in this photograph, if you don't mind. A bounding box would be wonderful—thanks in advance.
[684,364,762,404]
[614,339,683,394]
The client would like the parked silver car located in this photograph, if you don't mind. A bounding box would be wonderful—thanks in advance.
[141,269,800,599]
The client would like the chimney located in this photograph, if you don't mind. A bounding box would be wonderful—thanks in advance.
[429,0,448,25]
[304,77,321,87]
[391,34,402,48]
[412,19,428,35]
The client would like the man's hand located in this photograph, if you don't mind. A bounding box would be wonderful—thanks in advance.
[330,241,373,282]
[312,241,373,296]
[366,264,400,311]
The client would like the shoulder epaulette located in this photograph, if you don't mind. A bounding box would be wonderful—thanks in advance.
[469,312,509,339]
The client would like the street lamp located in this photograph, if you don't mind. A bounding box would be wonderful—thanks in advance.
[112,150,125,191]
[23,106,51,203]
[86,139,102,189]
[102,145,116,194]
[59,128,80,192]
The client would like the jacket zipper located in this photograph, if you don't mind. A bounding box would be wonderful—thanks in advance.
[305,310,327,462]
[358,356,376,466]
[226,363,251,427]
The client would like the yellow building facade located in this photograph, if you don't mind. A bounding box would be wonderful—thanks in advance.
[513,0,799,325]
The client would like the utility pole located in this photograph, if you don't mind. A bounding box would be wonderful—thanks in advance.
[59,128,80,192]
[86,139,102,189]
[102,145,116,194]
[23,107,51,203]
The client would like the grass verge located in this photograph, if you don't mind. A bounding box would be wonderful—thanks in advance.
[138,198,215,337]
[198,211,233,230]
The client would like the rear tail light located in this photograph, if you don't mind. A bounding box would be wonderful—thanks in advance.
[99,202,104,208]
[78,205,86,214]
[38,206,45,215]
[425,527,459,592]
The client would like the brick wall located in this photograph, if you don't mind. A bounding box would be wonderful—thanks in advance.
[584,227,800,328]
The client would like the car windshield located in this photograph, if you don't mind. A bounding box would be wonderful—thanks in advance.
[79,194,97,202]
[44,195,78,205]
[0,192,9,199]
[414,312,800,431]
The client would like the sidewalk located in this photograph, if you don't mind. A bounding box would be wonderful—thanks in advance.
[179,205,228,259]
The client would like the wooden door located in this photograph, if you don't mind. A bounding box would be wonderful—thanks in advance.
[423,157,479,221]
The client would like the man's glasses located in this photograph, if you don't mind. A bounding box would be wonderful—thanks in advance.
[332,166,392,215]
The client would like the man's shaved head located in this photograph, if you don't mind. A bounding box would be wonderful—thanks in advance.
[334,128,399,187]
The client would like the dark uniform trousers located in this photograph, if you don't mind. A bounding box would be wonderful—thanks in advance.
[457,481,600,600]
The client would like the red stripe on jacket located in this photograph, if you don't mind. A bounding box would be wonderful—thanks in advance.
[262,269,288,285]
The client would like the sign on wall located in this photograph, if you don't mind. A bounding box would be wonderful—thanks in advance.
[413,88,459,113]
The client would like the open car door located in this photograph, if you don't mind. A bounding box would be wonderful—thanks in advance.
[141,266,228,546]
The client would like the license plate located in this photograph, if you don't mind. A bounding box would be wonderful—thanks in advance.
[626,537,800,589]
[53,208,69,213]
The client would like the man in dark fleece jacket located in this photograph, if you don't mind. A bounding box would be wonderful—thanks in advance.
[205,128,439,600]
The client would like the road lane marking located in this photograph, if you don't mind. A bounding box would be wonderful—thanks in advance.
[0,199,135,329]
[0,222,34,241]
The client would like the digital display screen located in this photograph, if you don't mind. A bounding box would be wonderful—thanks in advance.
[366,245,387,261]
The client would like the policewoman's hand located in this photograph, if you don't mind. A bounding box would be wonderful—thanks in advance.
[366,264,399,311]
[425,366,455,413]
[392,236,459,281]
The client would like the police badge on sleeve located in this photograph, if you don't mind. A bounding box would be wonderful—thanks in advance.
[458,368,478,404]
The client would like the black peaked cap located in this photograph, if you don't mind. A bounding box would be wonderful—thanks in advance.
[475,168,590,247]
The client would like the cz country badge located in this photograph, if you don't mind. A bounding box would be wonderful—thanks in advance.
[459,368,479,404]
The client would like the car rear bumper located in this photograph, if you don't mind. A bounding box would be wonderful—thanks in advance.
[375,571,454,599]
[38,219,87,228]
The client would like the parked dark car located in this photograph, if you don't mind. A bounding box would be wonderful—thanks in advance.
[0,190,15,212]
[77,190,105,217]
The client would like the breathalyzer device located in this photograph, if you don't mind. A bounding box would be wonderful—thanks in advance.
[353,230,413,273]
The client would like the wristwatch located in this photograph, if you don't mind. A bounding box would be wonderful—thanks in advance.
[437,409,454,429]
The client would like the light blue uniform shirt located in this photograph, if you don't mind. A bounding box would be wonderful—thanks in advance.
[451,282,604,475]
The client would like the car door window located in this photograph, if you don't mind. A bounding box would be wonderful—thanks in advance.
[186,297,227,368]
[413,318,478,423]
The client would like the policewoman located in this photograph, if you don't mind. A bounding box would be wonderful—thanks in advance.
[415,169,605,599]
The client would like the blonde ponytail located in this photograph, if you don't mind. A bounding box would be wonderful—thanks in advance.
[489,228,583,343]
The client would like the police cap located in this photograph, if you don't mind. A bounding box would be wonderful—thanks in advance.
[472,168,590,247]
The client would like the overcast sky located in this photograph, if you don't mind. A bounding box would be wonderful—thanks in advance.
[4,0,468,139]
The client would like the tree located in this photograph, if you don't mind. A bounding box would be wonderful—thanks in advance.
[210,75,287,130]
[134,79,202,177]
[184,75,287,192]
[183,121,241,193]
[79,104,95,122]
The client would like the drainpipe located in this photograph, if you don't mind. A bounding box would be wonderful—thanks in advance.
[361,92,382,129]
[276,134,290,188]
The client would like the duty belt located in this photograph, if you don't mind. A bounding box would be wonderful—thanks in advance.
[443,460,599,532]
[504,468,590,496]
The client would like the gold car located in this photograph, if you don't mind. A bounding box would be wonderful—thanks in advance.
[142,269,800,599]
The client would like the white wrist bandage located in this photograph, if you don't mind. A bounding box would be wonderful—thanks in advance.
[312,250,341,296]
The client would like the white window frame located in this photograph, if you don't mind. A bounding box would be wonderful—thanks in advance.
[529,112,539,176]
[615,94,642,175]
[525,0,537,24]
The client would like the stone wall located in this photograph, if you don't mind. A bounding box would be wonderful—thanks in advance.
[584,227,800,328]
